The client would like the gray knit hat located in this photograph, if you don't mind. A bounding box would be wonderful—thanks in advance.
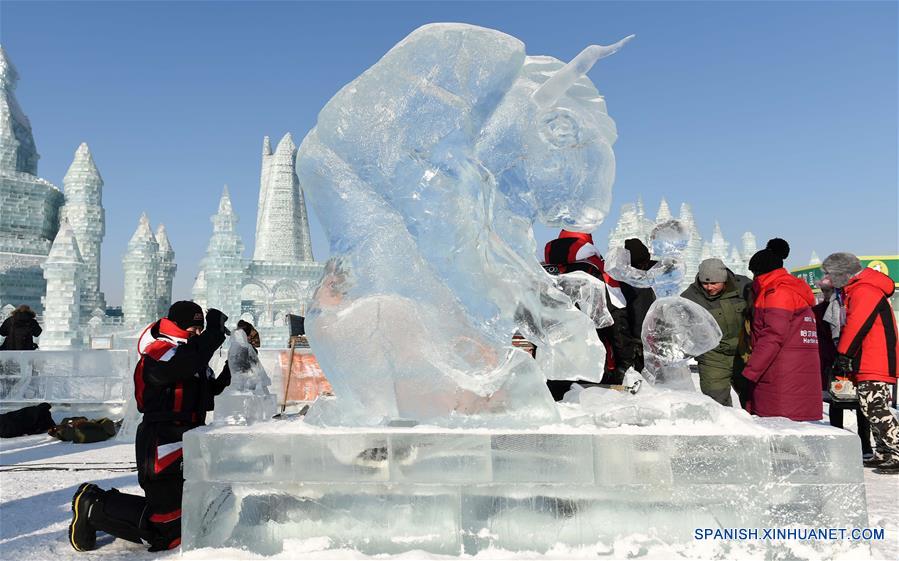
[697,258,728,283]
[822,252,863,288]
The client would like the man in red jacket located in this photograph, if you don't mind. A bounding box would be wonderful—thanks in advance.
[824,253,899,474]
[742,249,822,421]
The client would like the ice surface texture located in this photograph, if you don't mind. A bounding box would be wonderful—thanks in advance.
[297,23,632,426]
[182,421,868,556]
[605,219,690,297]
[640,297,722,388]
[214,329,277,425]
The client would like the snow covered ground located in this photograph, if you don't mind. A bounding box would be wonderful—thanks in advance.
[1,424,896,561]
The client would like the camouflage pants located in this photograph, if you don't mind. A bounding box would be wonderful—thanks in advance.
[857,381,899,461]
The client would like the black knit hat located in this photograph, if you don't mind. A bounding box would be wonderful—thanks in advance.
[765,238,790,260]
[748,249,783,276]
[624,238,651,266]
[167,301,204,330]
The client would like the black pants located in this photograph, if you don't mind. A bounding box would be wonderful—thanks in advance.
[90,421,193,551]
[828,399,873,456]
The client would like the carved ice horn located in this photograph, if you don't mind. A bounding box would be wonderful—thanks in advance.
[532,34,635,108]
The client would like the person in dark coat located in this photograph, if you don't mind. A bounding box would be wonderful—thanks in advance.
[825,252,899,474]
[0,305,42,350]
[812,277,873,457]
[612,238,657,376]
[742,249,822,421]
[68,301,231,552]
[680,258,749,406]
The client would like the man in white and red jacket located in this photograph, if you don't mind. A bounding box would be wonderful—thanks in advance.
[68,302,231,552]
[825,253,899,474]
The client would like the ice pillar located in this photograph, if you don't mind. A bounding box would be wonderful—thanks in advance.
[122,213,159,327]
[202,186,243,328]
[40,221,84,347]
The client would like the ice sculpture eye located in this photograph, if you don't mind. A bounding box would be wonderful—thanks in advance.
[539,109,580,148]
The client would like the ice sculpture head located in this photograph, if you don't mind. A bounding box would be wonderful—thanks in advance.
[478,38,632,231]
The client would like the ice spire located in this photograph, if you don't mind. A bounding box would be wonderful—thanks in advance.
[202,186,244,327]
[809,250,821,265]
[256,136,273,236]
[122,213,159,327]
[41,220,84,348]
[709,221,729,259]
[253,132,314,262]
[155,224,177,317]
[655,198,672,222]
[0,45,39,174]
[60,142,106,316]
[191,270,207,309]
[741,232,757,262]
[678,203,703,289]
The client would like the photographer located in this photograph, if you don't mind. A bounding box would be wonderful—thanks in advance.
[68,302,231,552]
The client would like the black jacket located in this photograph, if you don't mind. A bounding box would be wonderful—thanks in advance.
[134,318,229,424]
[0,312,42,350]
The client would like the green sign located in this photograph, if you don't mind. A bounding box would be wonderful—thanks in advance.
[791,255,899,288]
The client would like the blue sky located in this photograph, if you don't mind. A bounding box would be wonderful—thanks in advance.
[3,1,896,305]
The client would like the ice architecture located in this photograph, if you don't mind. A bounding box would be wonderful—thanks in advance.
[298,24,633,426]
[181,24,868,557]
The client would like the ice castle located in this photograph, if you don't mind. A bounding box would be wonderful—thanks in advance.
[0,46,177,345]
[193,133,324,346]
[0,46,64,314]
[607,197,758,288]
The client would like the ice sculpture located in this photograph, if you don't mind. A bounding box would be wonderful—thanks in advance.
[297,24,633,425]
[605,219,689,298]
[641,296,722,388]
[181,25,868,557]
[214,329,276,425]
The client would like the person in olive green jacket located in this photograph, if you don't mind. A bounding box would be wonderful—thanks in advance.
[681,258,750,406]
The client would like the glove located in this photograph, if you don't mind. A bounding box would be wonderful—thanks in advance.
[216,362,232,392]
[205,308,230,336]
[833,353,854,378]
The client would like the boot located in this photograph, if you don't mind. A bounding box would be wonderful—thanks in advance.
[863,456,887,468]
[88,488,152,545]
[69,483,101,551]
[872,458,899,475]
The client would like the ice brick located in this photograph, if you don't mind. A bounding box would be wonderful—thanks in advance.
[183,481,462,555]
[491,433,594,483]
[388,432,492,483]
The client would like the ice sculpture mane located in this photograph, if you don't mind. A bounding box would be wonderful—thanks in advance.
[297,24,632,427]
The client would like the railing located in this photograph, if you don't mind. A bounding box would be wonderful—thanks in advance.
[0,349,134,411]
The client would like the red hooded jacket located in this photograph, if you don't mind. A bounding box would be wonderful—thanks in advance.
[743,268,822,421]
[837,267,898,384]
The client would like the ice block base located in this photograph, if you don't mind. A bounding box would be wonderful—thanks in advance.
[182,418,867,555]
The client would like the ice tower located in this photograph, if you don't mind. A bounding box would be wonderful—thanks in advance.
[155,224,176,317]
[40,220,84,348]
[59,143,106,317]
[194,136,324,344]
[253,133,313,263]
[201,186,244,329]
[0,46,64,313]
[122,214,158,327]
[678,203,703,284]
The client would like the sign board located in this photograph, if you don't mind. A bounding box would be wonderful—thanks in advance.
[791,255,899,289]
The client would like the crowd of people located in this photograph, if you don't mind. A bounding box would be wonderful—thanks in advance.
[542,232,899,476]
